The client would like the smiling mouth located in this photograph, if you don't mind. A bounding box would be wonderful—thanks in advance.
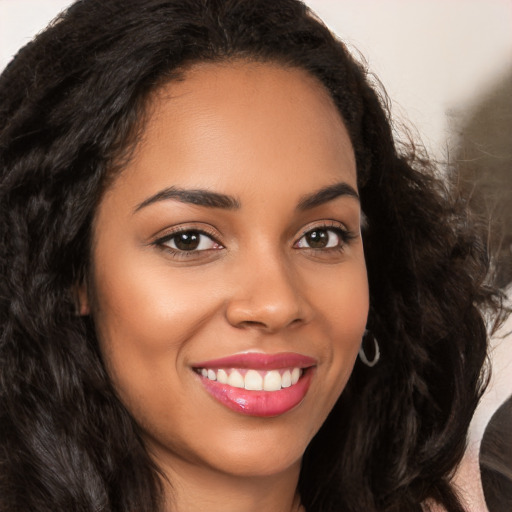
[195,367,303,391]
[192,352,315,417]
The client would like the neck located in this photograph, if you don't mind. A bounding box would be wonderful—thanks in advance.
[157,456,303,512]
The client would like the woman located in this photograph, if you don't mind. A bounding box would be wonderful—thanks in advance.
[0,1,499,511]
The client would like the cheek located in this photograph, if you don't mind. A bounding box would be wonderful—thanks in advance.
[89,252,227,412]
[310,255,369,341]
[93,255,219,350]
[307,258,369,399]
[90,263,218,443]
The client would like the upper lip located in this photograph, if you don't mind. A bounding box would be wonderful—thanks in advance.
[193,352,317,370]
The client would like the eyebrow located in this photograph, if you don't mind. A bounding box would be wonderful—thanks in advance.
[134,186,241,212]
[134,181,359,213]
[297,182,359,210]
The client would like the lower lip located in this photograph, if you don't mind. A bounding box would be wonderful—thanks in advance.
[198,370,313,417]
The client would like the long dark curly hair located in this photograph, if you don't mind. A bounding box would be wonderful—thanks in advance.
[0,1,498,510]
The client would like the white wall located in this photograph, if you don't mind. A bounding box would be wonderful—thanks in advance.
[306,0,512,161]
[1,0,511,160]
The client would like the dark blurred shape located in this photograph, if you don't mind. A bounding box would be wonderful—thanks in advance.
[455,69,512,288]
[454,66,512,511]
[479,394,512,512]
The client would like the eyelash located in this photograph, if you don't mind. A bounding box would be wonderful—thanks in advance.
[153,226,223,259]
[294,222,357,252]
[152,222,356,259]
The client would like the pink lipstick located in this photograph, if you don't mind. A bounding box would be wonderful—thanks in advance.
[193,352,315,417]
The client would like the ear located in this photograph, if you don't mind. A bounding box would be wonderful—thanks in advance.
[75,282,91,316]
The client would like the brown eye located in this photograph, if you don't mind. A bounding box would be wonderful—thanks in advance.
[295,227,346,250]
[161,230,220,251]
[304,229,329,248]
[175,232,200,250]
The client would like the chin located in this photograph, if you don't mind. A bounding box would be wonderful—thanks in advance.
[209,446,303,479]
[199,419,314,478]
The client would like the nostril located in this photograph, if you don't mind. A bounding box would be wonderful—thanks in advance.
[235,317,304,332]
[240,320,267,328]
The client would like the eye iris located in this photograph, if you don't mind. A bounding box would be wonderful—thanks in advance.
[306,229,329,248]
[174,231,200,250]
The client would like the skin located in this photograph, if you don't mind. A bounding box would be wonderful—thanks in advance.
[81,61,369,512]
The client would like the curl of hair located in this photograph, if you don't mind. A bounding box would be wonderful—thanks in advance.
[0,1,499,510]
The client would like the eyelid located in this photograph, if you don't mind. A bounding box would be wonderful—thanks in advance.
[295,220,355,240]
[293,220,358,251]
[151,223,223,248]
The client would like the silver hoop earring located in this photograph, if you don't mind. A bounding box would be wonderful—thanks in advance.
[359,331,380,367]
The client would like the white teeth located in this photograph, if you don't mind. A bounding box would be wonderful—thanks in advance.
[217,368,228,384]
[199,367,304,391]
[244,369,263,390]
[263,370,282,391]
[281,370,292,388]
[227,370,245,388]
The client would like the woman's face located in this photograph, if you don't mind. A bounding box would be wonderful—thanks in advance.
[84,62,368,479]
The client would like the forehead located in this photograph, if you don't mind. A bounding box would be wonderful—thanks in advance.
[106,60,356,205]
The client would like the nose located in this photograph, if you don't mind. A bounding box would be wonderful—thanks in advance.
[225,253,311,333]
